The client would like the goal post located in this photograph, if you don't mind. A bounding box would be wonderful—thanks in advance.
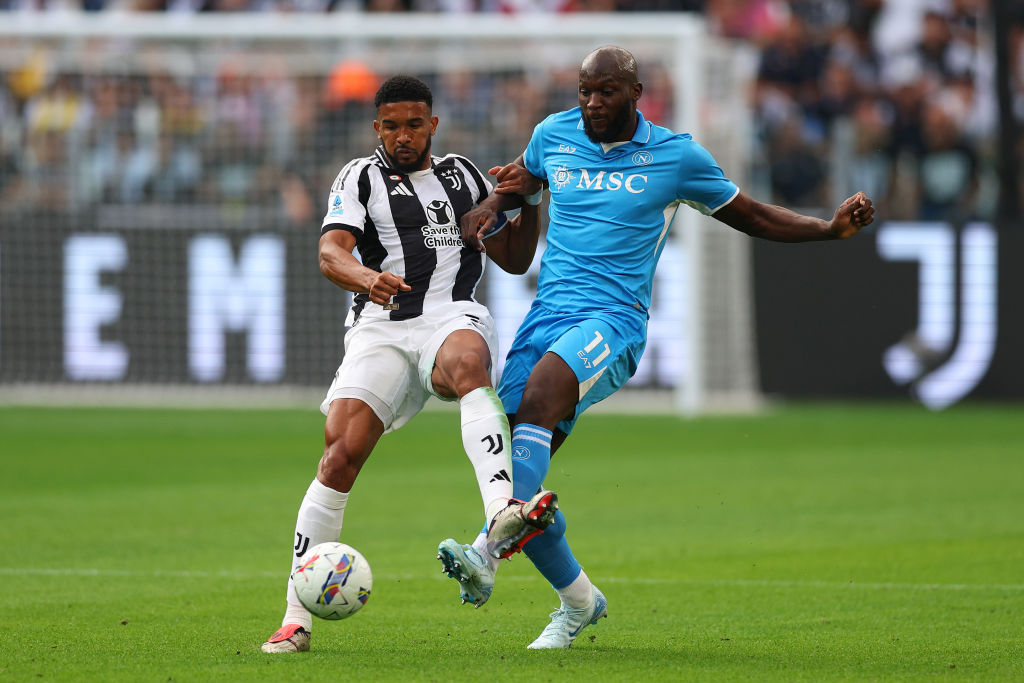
[0,13,761,414]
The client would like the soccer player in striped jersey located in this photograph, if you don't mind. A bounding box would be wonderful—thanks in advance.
[442,46,875,649]
[262,75,554,654]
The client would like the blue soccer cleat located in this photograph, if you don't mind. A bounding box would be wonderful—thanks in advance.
[437,538,495,608]
[526,586,607,649]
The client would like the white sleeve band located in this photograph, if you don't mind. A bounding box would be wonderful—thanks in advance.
[523,189,543,206]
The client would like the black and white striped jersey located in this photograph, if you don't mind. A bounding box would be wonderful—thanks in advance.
[321,145,495,323]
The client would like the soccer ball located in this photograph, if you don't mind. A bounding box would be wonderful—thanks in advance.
[291,541,372,620]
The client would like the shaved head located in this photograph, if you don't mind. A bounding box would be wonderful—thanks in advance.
[577,46,642,143]
[580,46,639,85]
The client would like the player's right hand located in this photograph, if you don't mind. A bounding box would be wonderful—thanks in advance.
[490,163,543,197]
[461,161,542,252]
[829,191,875,240]
[368,271,411,306]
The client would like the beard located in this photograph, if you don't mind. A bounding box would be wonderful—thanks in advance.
[388,138,432,173]
[582,106,632,143]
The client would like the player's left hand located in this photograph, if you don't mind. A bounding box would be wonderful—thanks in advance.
[829,191,875,239]
[460,205,499,252]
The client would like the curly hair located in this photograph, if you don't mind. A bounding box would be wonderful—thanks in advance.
[374,75,433,110]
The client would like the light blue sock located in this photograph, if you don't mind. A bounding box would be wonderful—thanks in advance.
[523,510,580,590]
[511,423,552,499]
[511,423,582,590]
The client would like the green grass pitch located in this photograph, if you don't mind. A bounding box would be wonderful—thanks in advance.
[1,402,1022,681]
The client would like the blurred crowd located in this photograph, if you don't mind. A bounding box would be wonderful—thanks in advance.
[1,0,1021,225]
[0,53,569,224]
[747,0,1001,222]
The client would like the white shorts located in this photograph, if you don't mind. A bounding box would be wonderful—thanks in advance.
[320,301,498,433]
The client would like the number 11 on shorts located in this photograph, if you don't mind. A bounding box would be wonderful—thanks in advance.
[577,330,610,370]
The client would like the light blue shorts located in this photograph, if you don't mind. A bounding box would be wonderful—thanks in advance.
[497,303,647,435]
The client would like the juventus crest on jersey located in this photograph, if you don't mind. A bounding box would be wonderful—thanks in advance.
[321,146,495,323]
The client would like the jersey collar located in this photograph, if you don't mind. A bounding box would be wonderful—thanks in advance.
[373,144,435,174]
[633,111,652,144]
[373,145,392,168]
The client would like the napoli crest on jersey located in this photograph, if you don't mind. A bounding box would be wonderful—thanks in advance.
[551,164,575,191]
[426,199,454,226]
[632,151,653,166]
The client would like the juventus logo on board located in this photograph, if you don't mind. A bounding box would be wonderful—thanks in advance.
[390,183,414,197]
[877,222,998,410]
[481,433,504,455]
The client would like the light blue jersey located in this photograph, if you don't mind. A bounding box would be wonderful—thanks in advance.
[523,107,739,319]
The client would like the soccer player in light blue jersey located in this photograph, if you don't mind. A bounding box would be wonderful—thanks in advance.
[437,46,875,649]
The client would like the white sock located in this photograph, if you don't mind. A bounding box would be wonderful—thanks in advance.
[282,478,349,630]
[460,387,513,522]
[471,531,502,573]
[557,569,594,609]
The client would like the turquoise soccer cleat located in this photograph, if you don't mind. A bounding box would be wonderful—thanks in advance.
[437,538,495,608]
[526,586,607,649]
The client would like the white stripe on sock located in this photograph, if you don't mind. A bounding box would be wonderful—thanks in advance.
[513,426,552,443]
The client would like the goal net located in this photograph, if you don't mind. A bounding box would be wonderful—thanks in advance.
[0,13,760,413]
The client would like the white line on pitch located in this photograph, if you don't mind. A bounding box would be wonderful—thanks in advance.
[1,568,1021,592]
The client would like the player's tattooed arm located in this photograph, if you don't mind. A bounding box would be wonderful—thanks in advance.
[319,229,410,304]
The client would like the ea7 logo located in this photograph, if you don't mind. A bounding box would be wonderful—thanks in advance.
[877,222,997,410]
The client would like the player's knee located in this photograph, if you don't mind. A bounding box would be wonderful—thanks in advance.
[447,349,491,395]
[517,384,573,428]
